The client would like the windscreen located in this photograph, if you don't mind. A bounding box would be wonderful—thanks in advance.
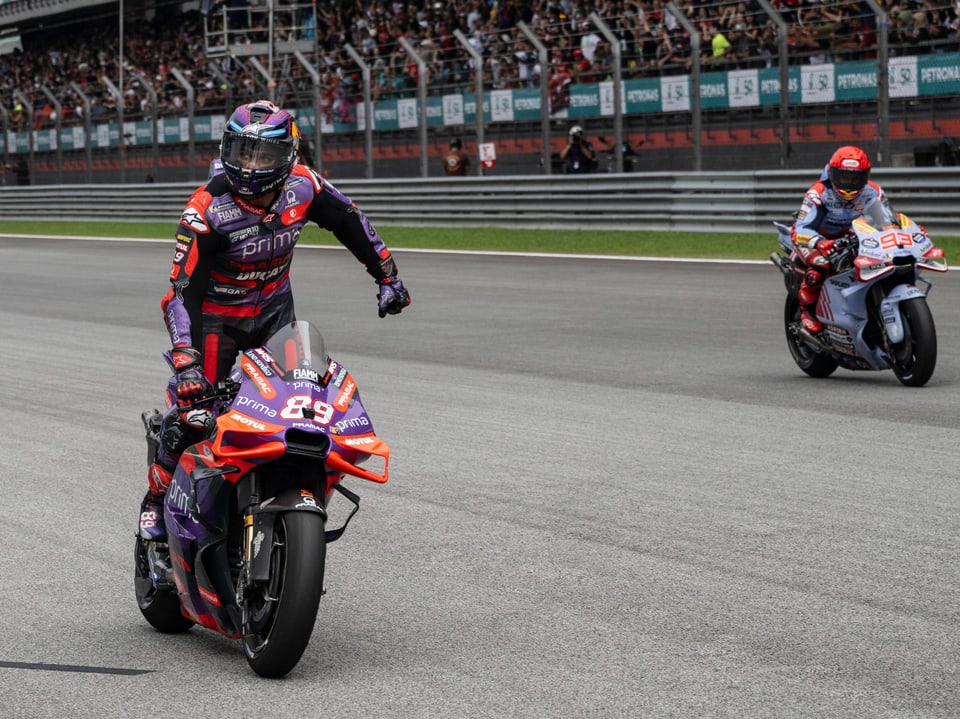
[261,321,328,381]
[858,198,898,230]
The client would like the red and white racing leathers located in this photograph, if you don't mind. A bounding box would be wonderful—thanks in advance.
[790,175,897,333]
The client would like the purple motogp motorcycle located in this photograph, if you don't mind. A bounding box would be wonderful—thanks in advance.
[135,321,390,678]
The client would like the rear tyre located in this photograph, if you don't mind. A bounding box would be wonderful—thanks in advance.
[134,536,194,634]
[783,295,838,378]
[242,511,326,678]
[890,297,937,387]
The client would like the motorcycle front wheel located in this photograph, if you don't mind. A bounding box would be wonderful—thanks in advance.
[889,297,937,387]
[783,295,838,378]
[242,511,326,678]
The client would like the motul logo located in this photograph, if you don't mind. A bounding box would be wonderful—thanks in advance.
[229,412,266,431]
[344,436,374,446]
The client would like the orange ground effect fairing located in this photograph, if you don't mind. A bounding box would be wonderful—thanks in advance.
[328,433,390,483]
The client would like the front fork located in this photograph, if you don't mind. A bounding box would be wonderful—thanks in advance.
[234,477,360,608]
[874,281,927,347]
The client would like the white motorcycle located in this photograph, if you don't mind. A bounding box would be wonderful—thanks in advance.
[770,205,948,387]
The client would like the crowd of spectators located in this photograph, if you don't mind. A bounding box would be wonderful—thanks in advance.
[2,0,959,130]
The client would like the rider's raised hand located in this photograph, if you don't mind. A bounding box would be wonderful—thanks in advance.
[377,276,411,318]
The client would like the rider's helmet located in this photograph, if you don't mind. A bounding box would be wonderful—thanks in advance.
[450,137,462,149]
[827,145,871,202]
[569,125,584,137]
[220,100,300,198]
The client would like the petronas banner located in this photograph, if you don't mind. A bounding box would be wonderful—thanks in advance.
[4,53,960,153]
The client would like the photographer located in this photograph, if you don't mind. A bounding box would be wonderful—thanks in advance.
[560,125,595,174]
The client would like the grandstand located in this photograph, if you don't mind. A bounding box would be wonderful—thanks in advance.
[2,0,960,184]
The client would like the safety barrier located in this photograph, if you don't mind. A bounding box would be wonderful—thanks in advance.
[1,169,958,236]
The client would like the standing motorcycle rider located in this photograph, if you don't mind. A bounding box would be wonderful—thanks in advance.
[140,99,411,540]
[791,145,897,335]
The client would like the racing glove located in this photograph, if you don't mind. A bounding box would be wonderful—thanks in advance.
[814,239,836,257]
[378,277,411,317]
[171,347,213,426]
[176,368,212,407]
[796,237,831,269]
[374,256,411,318]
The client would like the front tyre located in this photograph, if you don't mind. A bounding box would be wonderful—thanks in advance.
[242,511,326,678]
[783,295,838,378]
[890,297,937,387]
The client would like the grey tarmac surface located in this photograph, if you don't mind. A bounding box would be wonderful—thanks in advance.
[1,237,959,718]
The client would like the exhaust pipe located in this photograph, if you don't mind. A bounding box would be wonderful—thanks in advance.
[797,326,828,350]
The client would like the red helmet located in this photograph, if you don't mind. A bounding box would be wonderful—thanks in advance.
[828,145,870,202]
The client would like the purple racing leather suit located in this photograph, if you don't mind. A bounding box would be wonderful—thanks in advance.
[161,163,397,384]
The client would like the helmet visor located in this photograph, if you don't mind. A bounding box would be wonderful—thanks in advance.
[831,168,869,193]
[222,134,293,173]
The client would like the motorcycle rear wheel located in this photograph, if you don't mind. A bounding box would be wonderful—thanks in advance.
[783,295,838,378]
[242,511,326,678]
[133,537,194,634]
[890,297,937,387]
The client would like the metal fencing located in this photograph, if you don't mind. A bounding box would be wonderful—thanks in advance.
[1,168,957,235]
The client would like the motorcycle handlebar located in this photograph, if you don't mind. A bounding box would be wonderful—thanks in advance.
[177,379,241,411]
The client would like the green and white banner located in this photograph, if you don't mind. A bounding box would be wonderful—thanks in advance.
[4,53,960,153]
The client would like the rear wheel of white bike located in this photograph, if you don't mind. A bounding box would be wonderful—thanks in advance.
[783,295,838,378]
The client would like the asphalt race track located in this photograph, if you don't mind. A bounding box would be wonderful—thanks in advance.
[1,236,959,718]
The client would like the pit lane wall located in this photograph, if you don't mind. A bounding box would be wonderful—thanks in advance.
[0,169,957,235]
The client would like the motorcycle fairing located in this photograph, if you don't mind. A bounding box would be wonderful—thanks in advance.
[164,442,243,636]
[816,273,890,368]
[192,537,242,638]
[213,410,287,461]
[328,433,389,484]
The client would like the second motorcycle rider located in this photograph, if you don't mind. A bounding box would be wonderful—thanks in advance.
[139,99,411,541]
[791,145,896,335]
